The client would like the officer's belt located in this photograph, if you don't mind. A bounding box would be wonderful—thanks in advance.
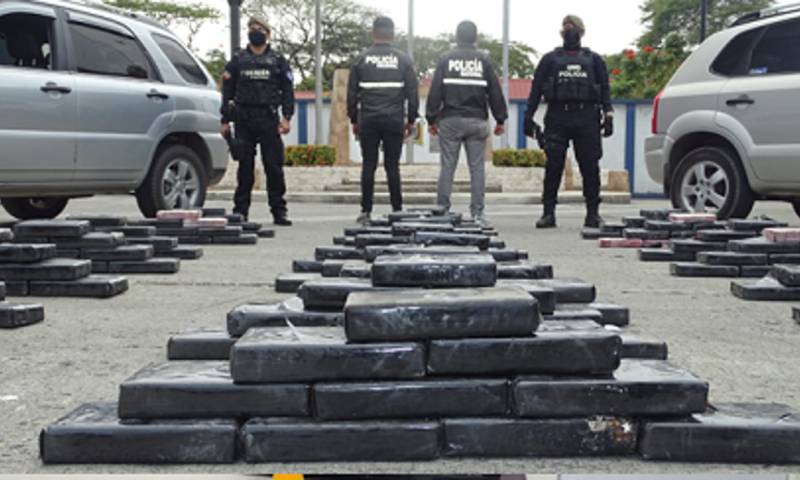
[550,102,598,111]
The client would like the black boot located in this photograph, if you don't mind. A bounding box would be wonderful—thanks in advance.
[273,215,293,227]
[584,204,603,228]
[536,208,557,229]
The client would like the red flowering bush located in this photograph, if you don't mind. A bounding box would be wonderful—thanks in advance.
[606,34,688,99]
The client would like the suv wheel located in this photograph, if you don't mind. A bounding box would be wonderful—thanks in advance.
[136,144,207,218]
[670,147,754,219]
[791,200,800,219]
[1,197,69,220]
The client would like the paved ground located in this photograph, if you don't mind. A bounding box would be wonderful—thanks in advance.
[1,195,799,474]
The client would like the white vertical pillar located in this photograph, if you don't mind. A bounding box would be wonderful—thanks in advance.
[501,0,510,149]
[314,0,324,144]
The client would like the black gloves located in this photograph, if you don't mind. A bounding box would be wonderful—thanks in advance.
[524,116,546,149]
[602,114,614,138]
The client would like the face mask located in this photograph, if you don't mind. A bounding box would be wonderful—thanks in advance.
[249,31,267,47]
[563,29,581,49]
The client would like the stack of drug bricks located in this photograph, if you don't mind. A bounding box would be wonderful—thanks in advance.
[586,209,795,279]
[731,227,800,304]
[127,208,273,248]
[0,222,128,299]
[39,208,800,465]
[0,228,45,328]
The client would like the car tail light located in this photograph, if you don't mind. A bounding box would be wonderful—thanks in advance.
[651,90,663,134]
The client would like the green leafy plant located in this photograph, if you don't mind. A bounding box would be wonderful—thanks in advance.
[606,33,690,99]
[285,145,337,166]
[492,149,546,168]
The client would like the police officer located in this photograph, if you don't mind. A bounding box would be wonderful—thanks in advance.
[525,15,614,229]
[347,16,419,226]
[221,16,294,226]
[426,21,507,227]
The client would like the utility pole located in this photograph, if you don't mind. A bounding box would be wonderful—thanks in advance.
[406,0,415,164]
[227,0,242,58]
[700,0,708,42]
[501,0,510,149]
[314,0,324,144]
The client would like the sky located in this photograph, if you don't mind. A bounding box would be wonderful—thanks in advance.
[185,0,647,58]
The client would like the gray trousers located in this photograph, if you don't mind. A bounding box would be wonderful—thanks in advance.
[436,116,490,217]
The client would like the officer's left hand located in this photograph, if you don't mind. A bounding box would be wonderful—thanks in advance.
[404,123,415,139]
[278,118,291,135]
[494,124,506,136]
[428,124,439,137]
[602,114,614,138]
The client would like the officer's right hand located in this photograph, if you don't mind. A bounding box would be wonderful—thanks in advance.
[428,124,439,137]
[352,124,360,137]
[220,123,231,138]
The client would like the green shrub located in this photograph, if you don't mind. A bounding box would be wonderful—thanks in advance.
[285,145,337,167]
[492,149,546,168]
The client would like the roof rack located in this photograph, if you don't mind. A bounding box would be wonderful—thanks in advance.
[732,1,800,26]
[56,0,167,30]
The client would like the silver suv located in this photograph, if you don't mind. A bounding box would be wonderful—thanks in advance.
[0,0,228,219]
[646,3,800,219]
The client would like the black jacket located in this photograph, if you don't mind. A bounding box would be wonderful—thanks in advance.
[426,44,508,125]
[526,46,613,118]
[221,45,295,124]
[347,43,419,125]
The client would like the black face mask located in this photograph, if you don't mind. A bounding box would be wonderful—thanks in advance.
[563,29,581,50]
[249,31,267,47]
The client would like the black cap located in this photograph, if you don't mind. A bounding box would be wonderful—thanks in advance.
[456,20,478,45]
[373,16,395,38]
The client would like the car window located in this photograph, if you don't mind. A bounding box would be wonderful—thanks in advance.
[711,27,763,76]
[748,18,800,75]
[69,21,155,80]
[153,33,208,85]
[0,13,54,69]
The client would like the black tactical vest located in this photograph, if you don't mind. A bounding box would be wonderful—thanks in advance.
[234,49,283,108]
[545,48,599,103]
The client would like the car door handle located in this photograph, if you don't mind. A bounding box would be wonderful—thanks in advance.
[146,90,169,100]
[726,96,755,106]
[40,82,72,94]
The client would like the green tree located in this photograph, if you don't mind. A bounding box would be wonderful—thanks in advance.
[244,0,380,89]
[607,33,690,99]
[102,0,220,50]
[638,0,774,47]
[203,48,228,86]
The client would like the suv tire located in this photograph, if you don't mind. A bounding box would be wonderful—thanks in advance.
[670,146,754,219]
[136,144,207,218]
[1,197,69,220]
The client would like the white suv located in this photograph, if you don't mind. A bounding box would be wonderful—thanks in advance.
[646,2,800,219]
[0,0,229,219]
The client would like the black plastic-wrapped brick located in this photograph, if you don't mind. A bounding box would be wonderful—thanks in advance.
[443,417,637,457]
[0,228,13,242]
[696,229,757,242]
[297,278,398,311]
[201,207,227,217]
[769,253,800,264]
[413,232,490,249]
[513,359,707,417]
[106,258,180,274]
[0,244,56,263]
[315,246,364,261]
[40,402,237,464]
[28,275,129,298]
[371,254,497,288]
[118,361,309,419]
[81,245,154,262]
[497,261,553,280]
[313,378,508,420]
[731,276,800,301]
[0,258,91,281]
[544,309,603,323]
[600,222,626,234]
[355,234,410,248]
[55,232,126,250]
[321,259,348,277]
[230,327,426,383]
[275,273,321,293]
[489,249,529,262]
[622,216,646,228]
[620,334,669,360]
[729,218,788,233]
[167,328,236,360]
[0,302,44,329]
[128,236,179,253]
[14,219,90,238]
[644,220,693,232]
[240,418,441,462]
[623,228,670,240]
[581,228,605,240]
[739,265,772,278]
[427,331,621,376]
[339,261,371,279]
[495,279,557,314]
[638,249,696,262]
[640,403,800,463]
[156,246,203,260]
[0,281,5,300]
[345,287,538,342]
[728,237,800,254]
[696,251,768,266]
[292,259,323,273]
[343,226,392,237]
[526,278,597,304]
[770,264,800,287]
[640,208,682,221]
[226,297,343,336]
[365,245,481,262]
[670,262,740,278]
[671,239,727,254]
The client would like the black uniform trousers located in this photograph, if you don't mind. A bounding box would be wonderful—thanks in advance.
[359,118,405,213]
[233,117,288,219]
[542,104,603,211]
